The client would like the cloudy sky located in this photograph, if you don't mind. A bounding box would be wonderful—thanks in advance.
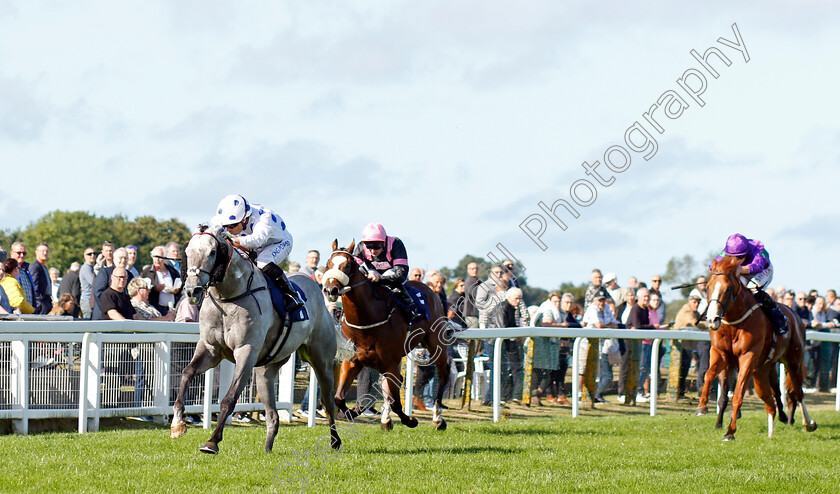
[1,1,838,298]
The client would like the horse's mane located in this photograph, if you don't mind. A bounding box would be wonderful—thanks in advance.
[710,255,741,274]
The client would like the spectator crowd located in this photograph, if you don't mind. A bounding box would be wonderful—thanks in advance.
[2,238,839,419]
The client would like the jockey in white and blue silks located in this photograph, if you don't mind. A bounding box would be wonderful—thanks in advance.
[211,194,302,311]
[710,233,786,335]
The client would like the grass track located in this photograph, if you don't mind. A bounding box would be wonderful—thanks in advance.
[1,397,839,493]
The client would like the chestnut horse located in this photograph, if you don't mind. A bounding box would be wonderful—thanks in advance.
[696,256,817,440]
[322,240,452,431]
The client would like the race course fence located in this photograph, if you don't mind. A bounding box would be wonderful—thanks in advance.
[2,318,839,434]
[0,319,295,435]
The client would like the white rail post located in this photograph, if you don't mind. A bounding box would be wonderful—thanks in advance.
[307,365,318,428]
[85,334,102,432]
[77,333,92,433]
[276,352,295,423]
[493,337,502,423]
[154,338,172,423]
[650,338,661,417]
[571,337,582,418]
[836,353,840,412]
[218,360,234,424]
[203,366,214,429]
[10,339,28,435]
[779,363,787,408]
[405,353,415,416]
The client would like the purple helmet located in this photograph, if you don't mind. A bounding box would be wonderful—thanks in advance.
[724,233,749,257]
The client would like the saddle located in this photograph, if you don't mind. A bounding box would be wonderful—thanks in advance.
[395,284,431,322]
[266,278,309,323]
[256,278,309,367]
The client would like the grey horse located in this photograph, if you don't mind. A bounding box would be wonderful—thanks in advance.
[170,224,343,454]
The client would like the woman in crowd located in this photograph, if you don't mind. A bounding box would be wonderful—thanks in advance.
[1,259,35,314]
[48,293,76,317]
[550,294,581,405]
[636,291,669,403]
[0,260,15,314]
[530,292,562,406]
[447,277,466,327]
[128,277,174,321]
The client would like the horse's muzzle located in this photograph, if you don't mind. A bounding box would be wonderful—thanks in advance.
[323,286,338,303]
[709,317,721,331]
[187,286,205,306]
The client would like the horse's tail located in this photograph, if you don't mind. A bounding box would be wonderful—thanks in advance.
[334,322,356,362]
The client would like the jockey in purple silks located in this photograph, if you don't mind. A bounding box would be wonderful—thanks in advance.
[712,233,787,335]
[352,222,423,324]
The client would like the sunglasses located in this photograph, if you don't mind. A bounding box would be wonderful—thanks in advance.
[367,243,385,250]
[113,275,128,280]
[13,251,26,256]
[85,252,96,256]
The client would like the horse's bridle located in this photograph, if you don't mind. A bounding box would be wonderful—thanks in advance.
[323,249,394,329]
[186,230,268,315]
[708,270,761,326]
[186,231,232,288]
[322,250,366,294]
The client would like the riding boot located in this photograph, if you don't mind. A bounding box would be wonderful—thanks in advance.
[393,286,423,324]
[261,262,304,311]
[754,289,787,335]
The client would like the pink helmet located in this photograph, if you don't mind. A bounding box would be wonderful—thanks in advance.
[724,233,749,256]
[361,223,387,242]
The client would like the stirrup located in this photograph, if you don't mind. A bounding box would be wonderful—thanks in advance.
[285,295,303,311]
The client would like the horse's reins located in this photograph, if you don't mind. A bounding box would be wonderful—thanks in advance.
[188,231,266,317]
[326,250,396,330]
[708,271,761,326]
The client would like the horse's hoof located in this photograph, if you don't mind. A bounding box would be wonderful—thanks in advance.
[714,422,723,430]
[778,412,788,424]
[722,434,735,442]
[434,419,447,431]
[170,421,187,439]
[806,421,818,432]
[331,437,342,450]
[381,420,393,432]
[200,442,219,454]
[403,416,418,429]
[695,407,708,416]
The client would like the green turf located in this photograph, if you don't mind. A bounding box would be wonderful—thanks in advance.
[1,405,839,493]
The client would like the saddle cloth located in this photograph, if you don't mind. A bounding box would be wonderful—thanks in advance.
[397,284,431,321]
[265,278,309,322]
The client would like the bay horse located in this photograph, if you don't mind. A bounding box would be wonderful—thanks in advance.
[696,256,817,440]
[169,224,344,454]
[321,240,452,431]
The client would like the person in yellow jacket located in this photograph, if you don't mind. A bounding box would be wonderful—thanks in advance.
[1,259,35,314]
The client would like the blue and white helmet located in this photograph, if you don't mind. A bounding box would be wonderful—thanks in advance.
[213,194,251,227]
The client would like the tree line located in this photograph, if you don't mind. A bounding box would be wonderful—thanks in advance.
[0,210,191,274]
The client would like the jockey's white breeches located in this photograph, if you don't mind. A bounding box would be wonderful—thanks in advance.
[739,261,773,291]
[255,238,293,269]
